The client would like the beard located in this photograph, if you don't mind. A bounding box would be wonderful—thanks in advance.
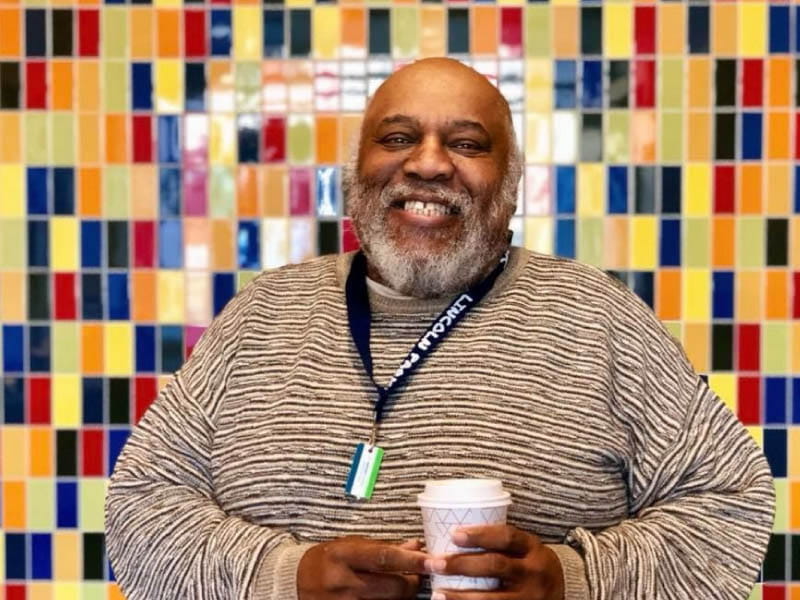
[343,159,519,299]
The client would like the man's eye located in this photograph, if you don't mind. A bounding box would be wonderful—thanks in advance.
[452,141,482,151]
[382,136,413,146]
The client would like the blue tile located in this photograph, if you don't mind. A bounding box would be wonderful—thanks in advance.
[28,219,49,267]
[5,533,26,579]
[555,218,575,259]
[29,325,50,372]
[159,167,182,217]
[659,219,681,267]
[82,377,104,424]
[185,62,206,112]
[31,533,52,579]
[159,220,183,268]
[712,271,734,319]
[82,273,103,320]
[763,428,787,477]
[581,60,602,109]
[793,378,800,424]
[131,62,153,110]
[136,326,156,372]
[765,377,787,424]
[213,272,235,317]
[161,326,184,373]
[210,9,232,56]
[2,325,24,372]
[264,10,285,58]
[607,166,628,214]
[316,167,339,217]
[796,6,800,53]
[237,221,260,269]
[688,5,710,54]
[3,376,24,423]
[57,481,78,528]
[157,115,181,164]
[107,273,130,321]
[661,166,682,214]
[555,166,575,214]
[53,167,75,215]
[108,429,131,476]
[27,167,48,214]
[741,112,762,160]
[769,5,790,54]
[238,114,260,163]
[631,271,654,309]
[554,60,576,109]
[81,220,102,268]
[795,166,800,213]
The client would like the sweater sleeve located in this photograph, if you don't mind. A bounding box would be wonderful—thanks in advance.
[105,280,312,600]
[563,284,775,600]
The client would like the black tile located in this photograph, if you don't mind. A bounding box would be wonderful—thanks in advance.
[83,533,105,580]
[688,5,709,54]
[53,168,75,214]
[108,378,129,425]
[581,7,602,55]
[29,325,50,371]
[28,220,49,267]
[711,324,733,371]
[107,221,129,269]
[161,326,184,374]
[580,113,602,162]
[715,60,736,107]
[766,219,788,266]
[447,8,469,55]
[28,273,49,321]
[81,273,103,320]
[3,377,24,424]
[289,9,310,57]
[318,221,338,255]
[608,60,629,109]
[0,62,20,109]
[715,112,736,160]
[185,62,206,112]
[238,115,260,163]
[661,166,682,214]
[635,166,656,213]
[792,534,800,581]
[52,10,73,56]
[369,9,390,55]
[56,429,77,476]
[631,272,654,309]
[762,533,786,581]
[26,9,46,57]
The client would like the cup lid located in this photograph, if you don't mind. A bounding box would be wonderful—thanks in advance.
[417,479,511,506]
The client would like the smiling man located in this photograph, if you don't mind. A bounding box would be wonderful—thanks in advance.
[106,58,774,600]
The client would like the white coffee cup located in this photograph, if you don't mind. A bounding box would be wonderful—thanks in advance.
[417,479,512,591]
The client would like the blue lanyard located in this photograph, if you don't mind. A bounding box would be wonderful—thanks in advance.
[345,249,509,428]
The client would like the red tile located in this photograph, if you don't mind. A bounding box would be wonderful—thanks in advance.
[500,7,522,58]
[737,376,761,425]
[184,10,207,57]
[714,165,735,213]
[634,60,656,108]
[132,115,153,163]
[134,377,157,423]
[54,273,77,320]
[263,117,285,163]
[81,429,104,476]
[763,585,785,600]
[289,168,312,216]
[737,324,761,371]
[342,218,360,252]
[635,6,655,55]
[6,585,26,600]
[29,376,51,424]
[78,10,99,57]
[793,272,800,319]
[795,113,800,159]
[133,221,156,268]
[742,59,763,107]
[25,61,46,109]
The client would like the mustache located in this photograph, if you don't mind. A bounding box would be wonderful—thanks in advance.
[378,182,472,210]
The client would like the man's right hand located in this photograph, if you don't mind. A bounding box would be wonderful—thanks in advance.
[297,537,430,600]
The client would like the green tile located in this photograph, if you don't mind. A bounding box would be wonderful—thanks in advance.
[526,7,550,58]
[660,112,683,162]
[210,166,235,218]
[288,117,314,165]
[51,113,75,165]
[82,583,107,600]
[663,321,682,343]
[605,111,629,163]
[747,585,762,600]
[235,62,262,113]
[25,113,48,164]
[659,59,683,109]
[104,166,129,218]
[392,7,418,58]
[772,478,787,531]
[80,479,107,532]
[0,219,25,268]
[102,8,128,59]
[238,271,260,290]
[52,323,79,373]
[577,218,603,267]
[737,217,764,269]
[104,61,128,112]
[27,479,55,530]
[762,323,788,374]
[684,218,709,268]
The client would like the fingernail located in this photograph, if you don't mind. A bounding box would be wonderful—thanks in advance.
[431,593,446,600]
[424,558,447,573]
[452,531,469,545]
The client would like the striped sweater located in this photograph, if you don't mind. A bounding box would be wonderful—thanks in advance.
[105,247,775,600]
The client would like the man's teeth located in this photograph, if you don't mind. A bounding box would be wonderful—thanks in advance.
[402,200,453,217]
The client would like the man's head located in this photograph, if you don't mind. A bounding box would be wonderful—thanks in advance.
[343,58,522,299]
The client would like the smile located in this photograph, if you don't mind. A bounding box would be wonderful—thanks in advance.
[395,200,459,217]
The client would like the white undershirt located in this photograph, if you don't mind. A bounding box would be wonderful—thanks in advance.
[365,277,413,300]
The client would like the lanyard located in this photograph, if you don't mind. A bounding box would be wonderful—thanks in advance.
[344,248,509,442]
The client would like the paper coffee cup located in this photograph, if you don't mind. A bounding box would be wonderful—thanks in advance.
[417,479,512,591]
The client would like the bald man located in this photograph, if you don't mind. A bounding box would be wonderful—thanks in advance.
[106,59,774,600]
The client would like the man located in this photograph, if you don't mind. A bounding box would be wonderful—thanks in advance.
[106,58,774,600]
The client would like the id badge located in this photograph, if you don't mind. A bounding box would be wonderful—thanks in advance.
[344,443,384,501]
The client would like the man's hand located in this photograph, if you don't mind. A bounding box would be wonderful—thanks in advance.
[297,537,429,600]
[425,525,565,600]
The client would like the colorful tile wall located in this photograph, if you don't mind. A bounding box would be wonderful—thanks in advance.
[0,0,798,597]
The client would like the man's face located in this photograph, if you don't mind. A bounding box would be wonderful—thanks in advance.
[345,61,518,298]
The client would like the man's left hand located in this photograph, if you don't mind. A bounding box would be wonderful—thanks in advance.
[424,524,565,600]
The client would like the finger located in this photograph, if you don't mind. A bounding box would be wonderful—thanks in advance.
[336,543,429,574]
[452,525,535,556]
[398,539,423,551]
[430,590,517,600]
[356,572,420,599]
[427,552,523,581]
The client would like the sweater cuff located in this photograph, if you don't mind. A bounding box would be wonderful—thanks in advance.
[251,540,315,600]
[546,544,590,600]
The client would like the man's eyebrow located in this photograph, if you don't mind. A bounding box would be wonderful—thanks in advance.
[449,120,490,136]
[378,114,420,128]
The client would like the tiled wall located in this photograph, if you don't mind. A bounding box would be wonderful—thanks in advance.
[0,0,798,598]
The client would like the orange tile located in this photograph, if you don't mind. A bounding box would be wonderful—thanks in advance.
[132,271,157,321]
[130,166,158,218]
[658,3,685,55]
[0,114,21,161]
[768,57,791,108]
[791,480,800,530]
[78,0,100,7]
[419,6,445,58]
[0,271,24,321]
[712,3,737,55]
[262,167,286,217]
[765,270,789,320]
[108,585,127,600]
[683,323,709,373]
[766,164,790,214]
[29,428,53,477]
[687,59,711,109]
[76,61,100,111]
[738,164,762,214]
[631,111,656,163]
[78,167,102,216]
[792,217,800,268]
[657,270,681,321]
[686,113,711,161]
[78,114,101,164]
[603,217,628,269]
[0,9,21,57]
[51,60,73,110]
[472,5,498,56]
[791,585,800,600]
[157,9,180,58]
[211,220,236,269]
[712,217,735,268]
[82,324,103,374]
[237,166,259,217]
[767,112,790,160]
[736,270,762,321]
[130,8,154,59]
[105,114,128,163]
[3,480,25,529]
[315,115,339,164]
[553,6,578,57]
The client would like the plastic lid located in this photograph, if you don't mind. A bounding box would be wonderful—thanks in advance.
[417,479,511,506]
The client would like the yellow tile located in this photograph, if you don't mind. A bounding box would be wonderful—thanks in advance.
[790,428,800,478]
[746,426,763,449]
[105,323,133,376]
[50,217,79,271]
[1,427,26,477]
[53,583,80,600]
[630,216,657,270]
[524,217,553,255]
[54,532,80,580]
[158,271,186,322]
[739,2,766,57]
[604,3,631,59]
[52,374,81,427]
[313,6,340,59]
[76,61,100,111]
[765,163,790,214]
[736,270,762,321]
[155,59,182,113]
[525,113,550,162]
[0,164,24,216]
[0,114,21,162]
[683,269,710,322]
[683,323,709,373]
[684,163,711,216]
[154,0,180,8]
[708,374,736,414]
[793,323,800,374]
[577,163,604,216]
[234,6,262,60]
[210,114,236,164]
[0,271,25,321]
[525,59,551,112]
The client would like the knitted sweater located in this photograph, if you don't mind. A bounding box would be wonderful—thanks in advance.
[105,247,775,600]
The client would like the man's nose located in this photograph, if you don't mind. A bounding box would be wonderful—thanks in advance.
[402,137,454,182]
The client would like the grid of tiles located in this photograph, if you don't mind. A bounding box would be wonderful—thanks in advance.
[0,1,799,598]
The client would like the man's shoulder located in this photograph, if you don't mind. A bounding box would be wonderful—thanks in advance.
[248,253,344,293]
[523,250,632,300]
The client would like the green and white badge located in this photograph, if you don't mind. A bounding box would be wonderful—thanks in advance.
[344,443,384,501]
